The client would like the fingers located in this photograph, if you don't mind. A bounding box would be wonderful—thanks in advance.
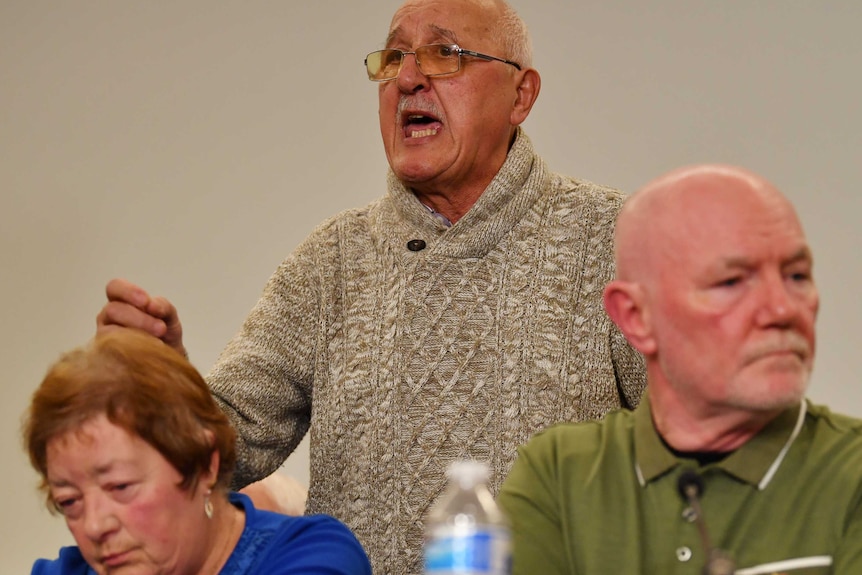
[105,277,150,308]
[147,295,185,351]
[97,278,186,355]
[97,300,167,338]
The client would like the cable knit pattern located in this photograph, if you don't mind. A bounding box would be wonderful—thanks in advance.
[206,130,646,574]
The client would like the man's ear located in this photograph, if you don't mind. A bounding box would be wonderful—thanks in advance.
[603,280,657,356]
[511,68,541,125]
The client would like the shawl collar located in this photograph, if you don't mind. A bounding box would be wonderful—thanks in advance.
[380,128,549,259]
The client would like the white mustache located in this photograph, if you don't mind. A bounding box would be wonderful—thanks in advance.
[743,332,812,364]
[397,96,443,124]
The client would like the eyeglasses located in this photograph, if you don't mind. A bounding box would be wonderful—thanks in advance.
[364,43,521,82]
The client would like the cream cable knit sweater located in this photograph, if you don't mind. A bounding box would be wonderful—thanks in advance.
[207,130,646,574]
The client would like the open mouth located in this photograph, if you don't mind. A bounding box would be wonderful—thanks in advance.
[403,113,442,138]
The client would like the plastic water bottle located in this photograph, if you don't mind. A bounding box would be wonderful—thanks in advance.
[423,460,511,575]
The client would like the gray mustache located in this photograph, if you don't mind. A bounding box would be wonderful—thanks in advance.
[397,96,443,123]
[744,332,811,363]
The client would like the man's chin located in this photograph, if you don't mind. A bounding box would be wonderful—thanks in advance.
[730,377,808,413]
[391,161,443,186]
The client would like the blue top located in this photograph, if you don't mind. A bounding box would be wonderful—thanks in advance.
[31,492,371,575]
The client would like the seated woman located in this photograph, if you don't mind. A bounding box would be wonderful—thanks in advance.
[23,329,371,575]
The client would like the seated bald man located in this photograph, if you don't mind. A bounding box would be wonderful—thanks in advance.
[498,164,862,574]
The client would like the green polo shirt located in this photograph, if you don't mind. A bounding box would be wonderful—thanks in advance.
[498,393,862,574]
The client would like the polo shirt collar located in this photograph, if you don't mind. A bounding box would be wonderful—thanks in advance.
[634,391,807,490]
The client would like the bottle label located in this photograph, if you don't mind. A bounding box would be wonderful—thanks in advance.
[424,527,511,575]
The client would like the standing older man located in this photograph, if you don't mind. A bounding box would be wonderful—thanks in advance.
[498,164,862,574]
[95,0,645,571]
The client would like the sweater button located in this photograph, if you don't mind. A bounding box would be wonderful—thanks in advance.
[407,239,426,252]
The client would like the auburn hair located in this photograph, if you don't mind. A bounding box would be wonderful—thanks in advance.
[23,329,236,509]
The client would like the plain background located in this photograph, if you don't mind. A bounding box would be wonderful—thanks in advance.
[2,1,860,570]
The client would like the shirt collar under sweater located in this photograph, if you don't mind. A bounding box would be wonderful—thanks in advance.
[382,128,550,259]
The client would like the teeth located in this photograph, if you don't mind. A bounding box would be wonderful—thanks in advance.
[410,128,438,138]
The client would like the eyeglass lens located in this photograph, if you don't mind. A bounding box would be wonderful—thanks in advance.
[366,45,460,81]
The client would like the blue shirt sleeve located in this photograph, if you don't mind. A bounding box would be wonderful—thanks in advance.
[247,514,372,575]
[224,492,372,575]
[31,547,94,575]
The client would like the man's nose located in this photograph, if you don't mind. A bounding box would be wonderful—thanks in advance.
[754,273,799,327]
[396,52,429,93]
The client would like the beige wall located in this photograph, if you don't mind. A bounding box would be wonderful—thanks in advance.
[2,1,860,570]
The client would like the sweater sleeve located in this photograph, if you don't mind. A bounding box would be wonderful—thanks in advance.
[582,182,647,411]
[609,324,646,409]
[207,220,335,489]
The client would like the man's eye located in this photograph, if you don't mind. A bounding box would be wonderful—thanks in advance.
[437,45,455,57]
[384,51,402,65]
[717,277,741,287]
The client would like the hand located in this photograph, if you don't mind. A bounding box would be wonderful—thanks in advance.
[240,473,308,516]
[96,278,187,357]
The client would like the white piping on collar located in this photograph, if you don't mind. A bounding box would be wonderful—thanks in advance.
[757,400,807,490]
[633,401,808,490]
[634,460,646,487]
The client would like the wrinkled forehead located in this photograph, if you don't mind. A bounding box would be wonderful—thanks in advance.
[387,0,498,47]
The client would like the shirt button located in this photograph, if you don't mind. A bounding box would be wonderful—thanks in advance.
[676,546,692,562]
[407,239,426,251]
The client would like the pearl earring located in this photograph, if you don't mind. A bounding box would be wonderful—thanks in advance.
[204,491,214,519]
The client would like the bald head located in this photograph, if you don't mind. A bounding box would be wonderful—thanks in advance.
[390,0,532,67]
[604,163,818,446]
[614,164,803,285]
